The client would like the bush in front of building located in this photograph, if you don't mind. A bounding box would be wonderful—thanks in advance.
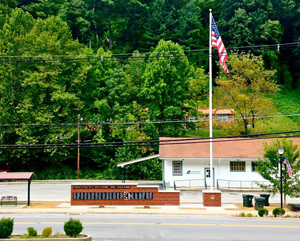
[27,227,38,237]
[258,208,269,217]
[273,208,285,217]
[0,217,14,238]
[42,227,52,237]
[64,218,83,237]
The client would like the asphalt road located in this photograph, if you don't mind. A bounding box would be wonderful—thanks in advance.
[3,214,300,241]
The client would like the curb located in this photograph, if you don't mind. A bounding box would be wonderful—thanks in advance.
[0,235,92,241]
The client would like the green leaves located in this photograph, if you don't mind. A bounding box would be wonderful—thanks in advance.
[215,53,279,134]
[257,139,300,200]
[0,8,89,167]
[260,20,283,44]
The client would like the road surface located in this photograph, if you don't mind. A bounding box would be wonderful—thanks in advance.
[3,214,300,241]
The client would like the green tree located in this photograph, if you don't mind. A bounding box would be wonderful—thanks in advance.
[214,53,279,134]
[256,138,300,207]
[0,9,89,170]
[141,0,205,53]
[22,0,66,19]
[218,0,300,88]
[260,20,283,44]
[226,8,253,46]
[187,67,209,105]
[141,40,192,137]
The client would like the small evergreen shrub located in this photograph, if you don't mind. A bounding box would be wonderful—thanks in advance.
[0,217,14,238]
[273,208,285,217]
[258,208,269,217]
[42,227,52,237]
[246,213,253,217]
[240,212,246,217]
[64,218,83,237]
[27,227,37,237]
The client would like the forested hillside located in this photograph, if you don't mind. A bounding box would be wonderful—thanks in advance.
[0,0,299,180]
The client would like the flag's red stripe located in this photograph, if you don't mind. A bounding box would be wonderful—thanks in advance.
[211,30,228,73]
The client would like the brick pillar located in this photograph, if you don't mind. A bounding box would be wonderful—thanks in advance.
[202,190,222,207]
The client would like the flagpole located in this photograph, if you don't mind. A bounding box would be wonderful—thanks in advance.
[209,9,213,191]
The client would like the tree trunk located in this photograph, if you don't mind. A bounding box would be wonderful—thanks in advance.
[92,4,100,47]
[108,26,113,49]
[108,5,113,49]
[243,119,248,134]
[250,110,255,129]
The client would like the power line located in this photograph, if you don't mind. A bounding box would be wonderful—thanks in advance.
[1,130,299,150]
[0,42,298,64]
[1,134,300,150]
[1,41,299,58]
[0,112,299,127]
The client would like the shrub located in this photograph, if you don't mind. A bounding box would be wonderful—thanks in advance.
[246,213,253,217]
[240,212,245,217]
[0,217,14,238]
[273,208,285,217]
[42,227,52,237]
[21,234,31,238]
[258,208,269,217]
[287,203,295,210]
[27,227,37,237]
[64,218,83,237]
[287,203,300,211]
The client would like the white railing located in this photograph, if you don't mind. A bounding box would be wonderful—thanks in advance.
[217,179,272,191]
[174,179,207,190]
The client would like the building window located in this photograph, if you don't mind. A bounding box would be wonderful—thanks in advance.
[173,161,182,176]
[230,161,246,172]
[252,161,258,172]
[217,114,229,122]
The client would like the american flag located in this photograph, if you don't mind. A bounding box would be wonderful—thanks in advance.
[283,157,293,177]
[211,16,229,73]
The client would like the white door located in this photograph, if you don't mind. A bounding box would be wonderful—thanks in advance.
[204,167,215,187]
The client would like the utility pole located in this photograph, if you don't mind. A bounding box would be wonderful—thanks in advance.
[77,114,81,179]
[278,146,284,209]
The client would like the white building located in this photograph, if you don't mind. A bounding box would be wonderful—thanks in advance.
[159,137,300,189]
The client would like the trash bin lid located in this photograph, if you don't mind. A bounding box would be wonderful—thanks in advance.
[255,197,265,201]
[243,194,254,198]
[260,193,270,197]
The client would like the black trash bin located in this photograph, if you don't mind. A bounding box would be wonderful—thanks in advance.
[260,194,270,206]
[255,197,265,210]
[242,194,254,207]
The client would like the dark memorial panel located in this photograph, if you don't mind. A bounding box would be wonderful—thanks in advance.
[73,192,153,200]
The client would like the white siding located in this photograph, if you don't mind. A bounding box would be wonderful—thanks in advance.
[163,158,268,188]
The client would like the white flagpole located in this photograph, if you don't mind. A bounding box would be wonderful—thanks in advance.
[209,9,213,191]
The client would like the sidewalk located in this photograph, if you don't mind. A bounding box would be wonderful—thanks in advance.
[0,203,242,216]
[1,180,300,216]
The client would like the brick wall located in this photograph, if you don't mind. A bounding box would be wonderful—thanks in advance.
[202,191,221,207]
[71,183,180,206]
